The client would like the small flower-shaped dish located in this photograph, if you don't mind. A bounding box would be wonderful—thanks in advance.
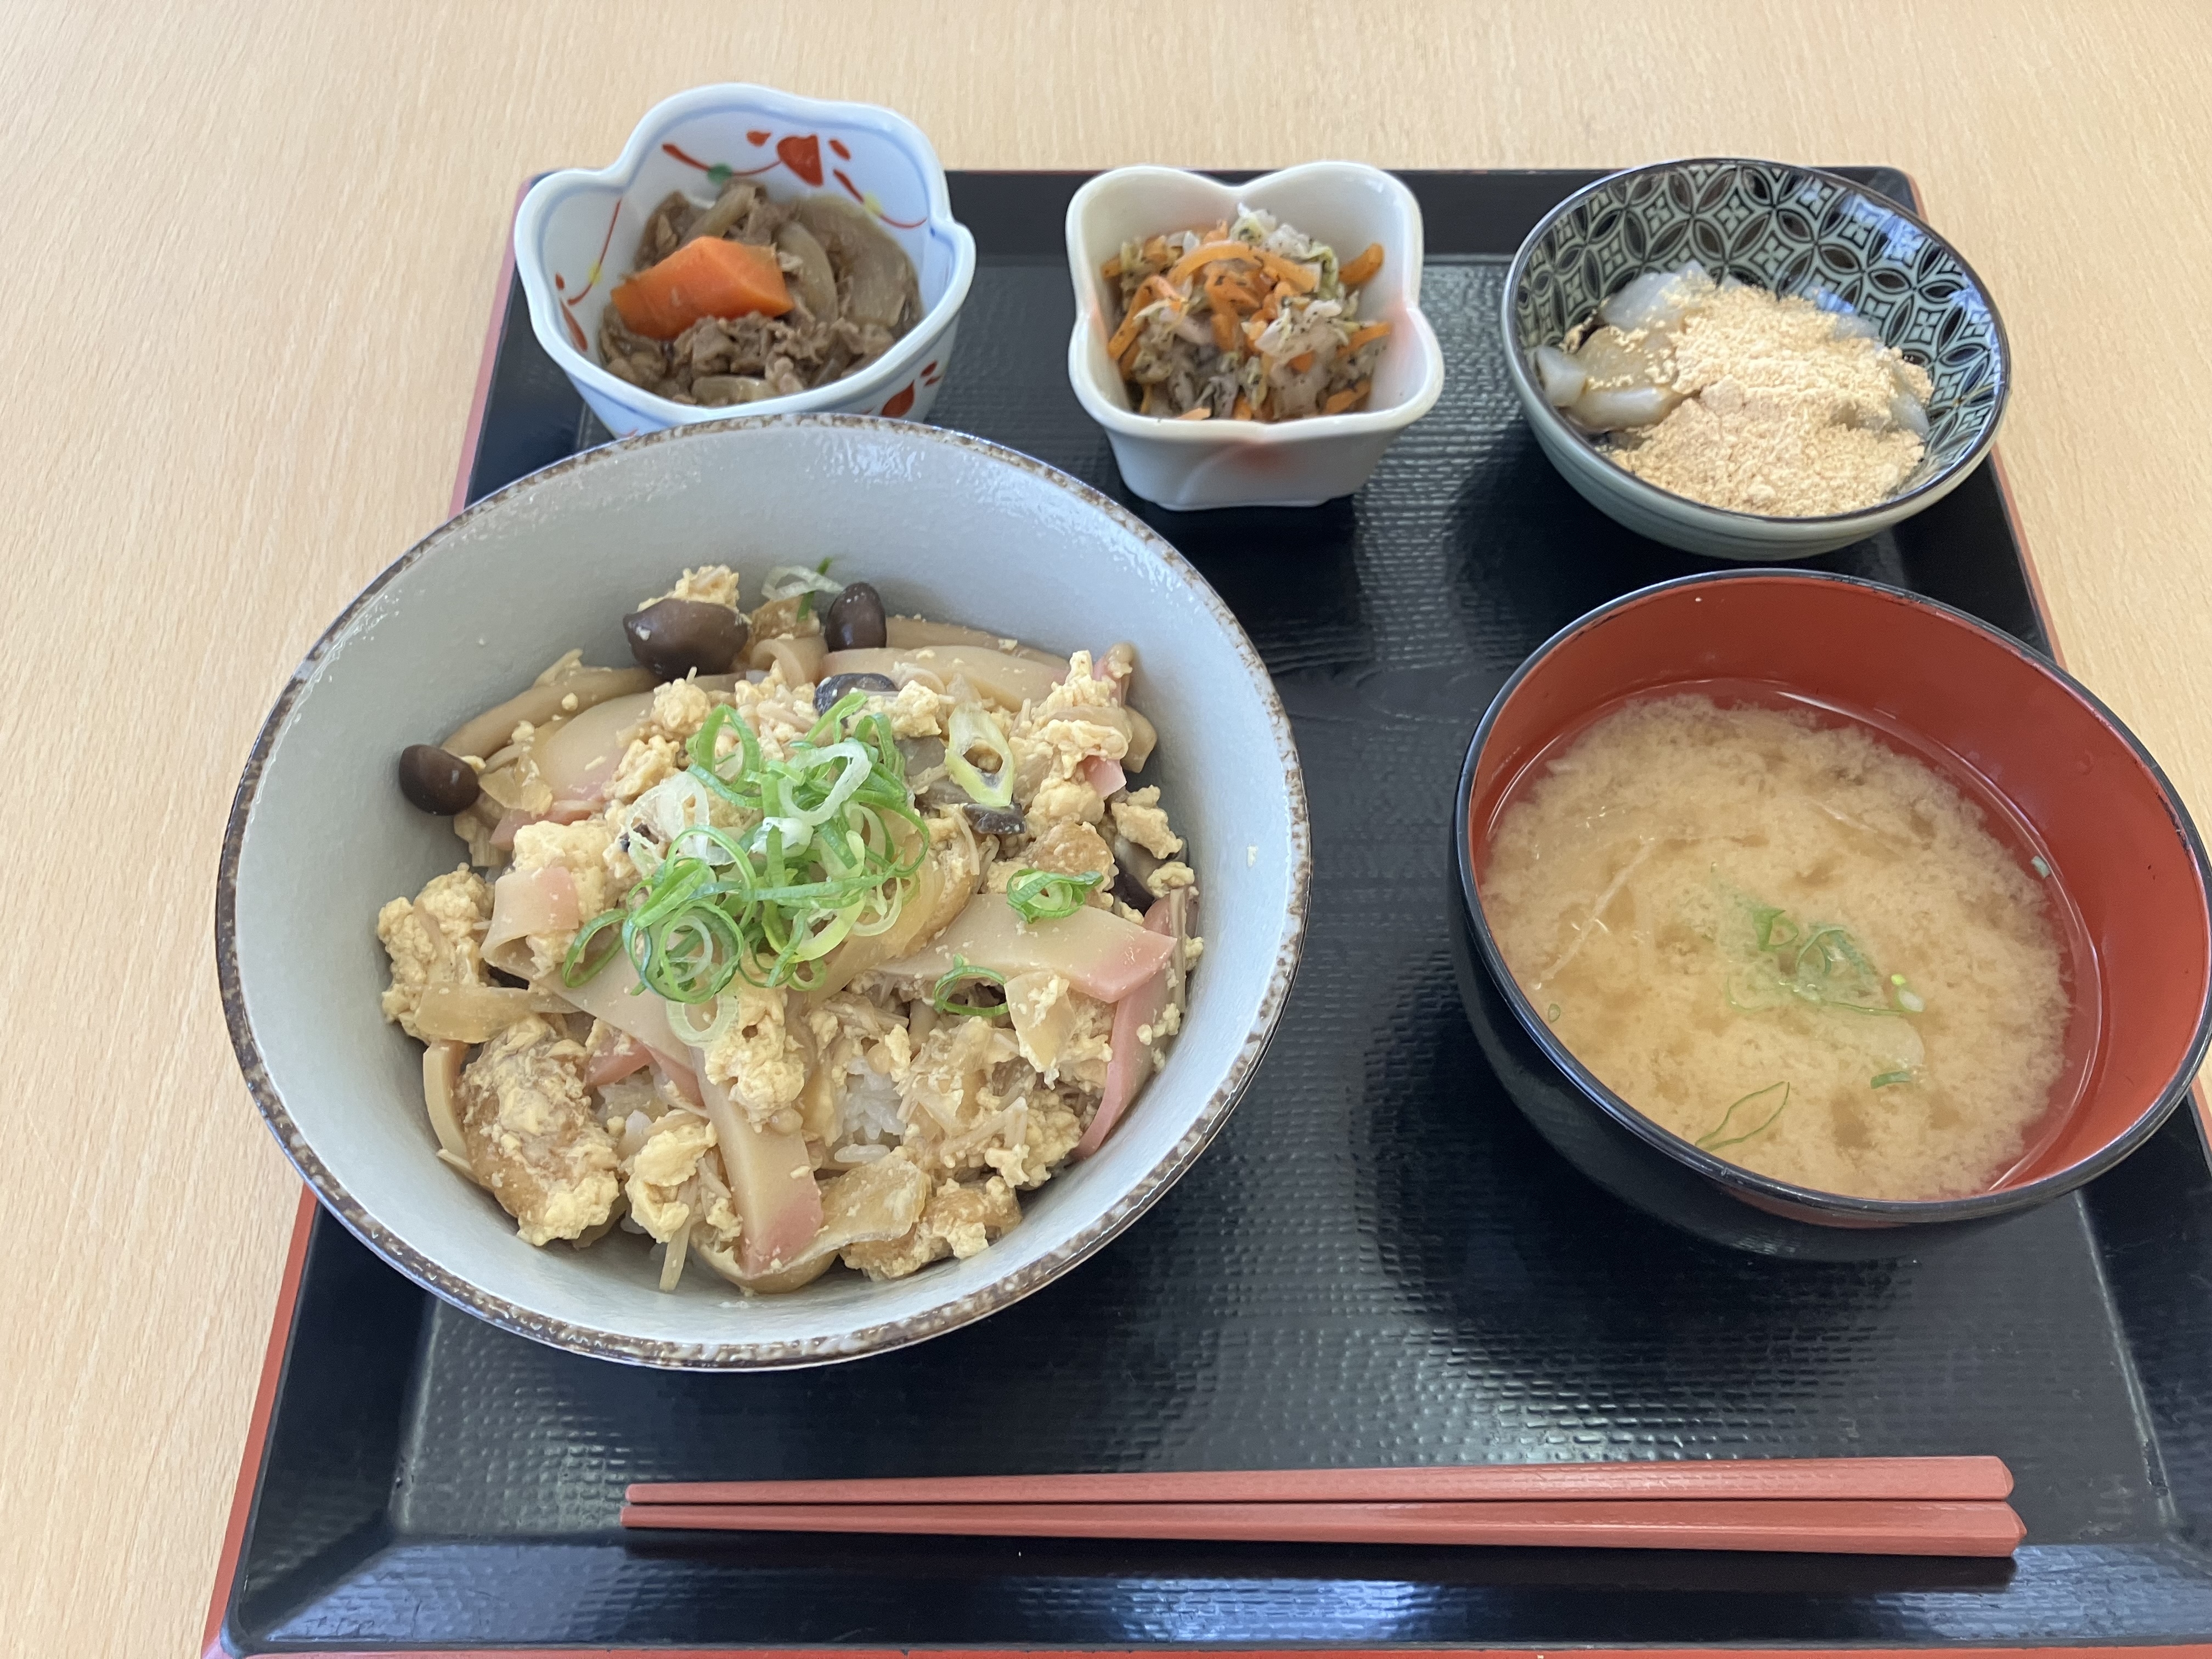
[1504,159,2009,560]
[515,84,976,439]
[1066,163,1445,511]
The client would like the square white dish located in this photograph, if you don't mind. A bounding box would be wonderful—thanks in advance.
[1065,163,1445,511]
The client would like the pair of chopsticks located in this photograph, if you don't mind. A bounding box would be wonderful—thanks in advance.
[622,1456,2023,1557]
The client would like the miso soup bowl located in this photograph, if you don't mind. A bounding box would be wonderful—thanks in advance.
[1452,570,2212,1260]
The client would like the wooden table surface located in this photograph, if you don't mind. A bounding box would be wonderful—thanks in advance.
[7,2,2210,1652]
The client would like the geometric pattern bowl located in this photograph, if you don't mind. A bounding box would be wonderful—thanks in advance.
[1502,159,2010,559]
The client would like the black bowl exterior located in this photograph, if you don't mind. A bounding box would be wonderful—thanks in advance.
[1449,569,2212,1254]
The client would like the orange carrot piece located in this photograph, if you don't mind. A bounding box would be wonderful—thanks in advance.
[1176,407,1211,421]
[1210,309,1240,353]
[1288,351,1316,374]
[1169,240,1262,282]
[1141,234,1170,267]
[1119,341,1142,379]
[1323,380,1372,415]
[1339,242,1385,286]
[1256,249,1318,292]
[1101,254,1124,280]
[609,237,792,340]
[1345,320,1392,352]
[1232,393,1255,420]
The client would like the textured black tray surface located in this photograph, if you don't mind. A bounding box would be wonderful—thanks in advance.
[227,171,2212,1652]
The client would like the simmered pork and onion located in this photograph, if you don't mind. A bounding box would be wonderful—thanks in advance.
[599,183,922,408]
[377,563,1198,1295]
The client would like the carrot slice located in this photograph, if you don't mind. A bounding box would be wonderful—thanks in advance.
[1210,309,1240,353]
[1101,254,1123,280]
[1256,249,1318,292]
[1169,240,1262,282]
[1323,380,1372,415]
[1232,393,1255,420]
[1339,242,1385,286]
[1345,320,1392,352]
[1176,407,1211,421]
[1141,234,1170,266]
[609,237,792,340]
[1288,351,1316,374]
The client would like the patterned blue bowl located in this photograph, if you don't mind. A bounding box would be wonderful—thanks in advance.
[1503,159,2009,560]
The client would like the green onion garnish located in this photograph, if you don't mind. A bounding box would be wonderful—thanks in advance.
[944,703,1014,809]
[931,955,1009,1019]
[1733,900,1906,1017]
[1697,1081,1791,1151]
[1871,1070,1913,1088]
[1006,867,1103,922]
[562,695,925,1002]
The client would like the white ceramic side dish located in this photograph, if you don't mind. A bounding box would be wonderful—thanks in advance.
[219,416,1308,1369]
[515,85,977,439]
[1065,163,1446,511]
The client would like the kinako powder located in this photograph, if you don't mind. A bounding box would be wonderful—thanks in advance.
[1604,285,1934,517]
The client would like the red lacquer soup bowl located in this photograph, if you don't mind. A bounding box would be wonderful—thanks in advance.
[1451,570,2212,1258]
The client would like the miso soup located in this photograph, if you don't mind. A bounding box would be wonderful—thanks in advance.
[1481,693,2075,1200]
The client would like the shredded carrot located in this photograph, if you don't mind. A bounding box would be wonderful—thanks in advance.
[1141,234,1170,267]
[1256,249,1318,292]
[1105,275,1181,360]
[1344,320,1392,352]
[1258,289,1283,323]
[1209,309,1240,353]
[1339,242,1385,286]
[1105,307,1147,363]
[1169,240,1263,283]
[1101,254,1123,281]
[1119,341,1142,378]
[1207,272,1261,314]
[1232,393,1255,420]
[1176,407,1211,421]
[1323,380,1372,415]
[1243,317,1269,353]
[1288,351,1316,374]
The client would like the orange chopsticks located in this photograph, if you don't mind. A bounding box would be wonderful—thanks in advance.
[619,1458,2022,1558]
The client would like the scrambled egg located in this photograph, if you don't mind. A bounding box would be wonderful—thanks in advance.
[701,983,809,1130]
[455,1015,619,1245]
[1111,786,1184,859]
[842,1176,1023,1279]
[656,563,741,610]
[376,866,492,1038]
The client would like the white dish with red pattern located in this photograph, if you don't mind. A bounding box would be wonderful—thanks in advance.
[515,84,976,439]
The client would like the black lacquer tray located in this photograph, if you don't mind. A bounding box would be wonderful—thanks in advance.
[208,171,2212,1655]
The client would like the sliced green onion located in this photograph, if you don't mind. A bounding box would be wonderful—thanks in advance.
[945,702,1014,809]
[1696,1081,1791,1151]
[1006,867,1103,922]
[931,956,1009,1019]
[1871,1069,1914,1089]
[564,693,924,1000]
